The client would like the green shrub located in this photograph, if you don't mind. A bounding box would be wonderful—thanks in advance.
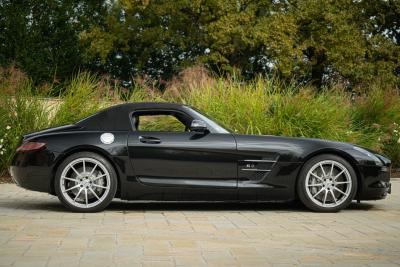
[381,123,400,168]
[352,87,400,167]
[352,87,400,127]
[1,68,399,175]
[0,81,49,176]
[266,88,352,140]
[52,72,104,127]
[173,77,356,142]
[175,77,273,134]
[0,72,116,175]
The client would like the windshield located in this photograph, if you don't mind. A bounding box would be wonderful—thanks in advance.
[183,106,230,134]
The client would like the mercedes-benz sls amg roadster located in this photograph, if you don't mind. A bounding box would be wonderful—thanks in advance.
[10,102,391,212]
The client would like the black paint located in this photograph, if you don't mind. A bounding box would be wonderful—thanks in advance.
[10,103,391,203]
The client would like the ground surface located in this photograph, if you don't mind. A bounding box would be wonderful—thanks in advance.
[0,182,399,267]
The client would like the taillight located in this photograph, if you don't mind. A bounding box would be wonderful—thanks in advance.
[16,142,46,152]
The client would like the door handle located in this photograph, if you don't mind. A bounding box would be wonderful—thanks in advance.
[138,136,161,144]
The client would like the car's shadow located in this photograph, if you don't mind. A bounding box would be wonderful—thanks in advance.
[106,201,375,212]
[0,199,376,213]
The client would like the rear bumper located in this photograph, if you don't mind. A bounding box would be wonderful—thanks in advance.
[10,149,61,193]
[10,165,52,193]
[358,164,391,200]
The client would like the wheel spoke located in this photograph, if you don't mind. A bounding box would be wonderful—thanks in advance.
[92,183,107,189]
[319,163,326,176]
[333,186,348,196]
[310,172,323,181]
[323,190,328,205]
[73,187,84,202]
[335,181,350,185]
[89,187,100,200]
[330,163,334,176]
[62,177,79,183]
[89,164,98,176]
[312,188,324,198]
[83,160,86,173]
[63,184,80,193]
[92,174,107,181]
[307,183,323,187]
[70,165,81,176]
[333,170,345,180]
[330,190,337,204]
[85,188,88,207]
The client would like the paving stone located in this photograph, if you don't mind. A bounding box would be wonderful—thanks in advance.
[0,180,399,267]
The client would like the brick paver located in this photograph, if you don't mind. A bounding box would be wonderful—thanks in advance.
[0,181,399,267]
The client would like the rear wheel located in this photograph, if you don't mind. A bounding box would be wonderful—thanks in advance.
[55,152,117,212]
[297,154,357,212]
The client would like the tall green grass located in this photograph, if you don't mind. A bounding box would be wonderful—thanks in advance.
[176,78,274,134]
[0,81,49,175]
[1,68,399,176]
[0,72,115,175]
[351,85,400,163]
[52,73,105,126]
[168,77,359,142]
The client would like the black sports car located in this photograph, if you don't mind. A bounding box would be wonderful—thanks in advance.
[10,102,391,212]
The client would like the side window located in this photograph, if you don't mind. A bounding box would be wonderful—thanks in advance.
[134,114,187,132]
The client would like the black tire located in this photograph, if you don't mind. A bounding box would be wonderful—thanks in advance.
[297,154,357,212]
[55,152,117,212]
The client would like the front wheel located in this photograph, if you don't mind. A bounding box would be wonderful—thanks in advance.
[55,152,117,212]
[297,154,357,212]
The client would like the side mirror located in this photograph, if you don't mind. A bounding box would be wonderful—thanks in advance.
[190,119,207,133]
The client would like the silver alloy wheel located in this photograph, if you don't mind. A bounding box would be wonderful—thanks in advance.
[60,157,111,209]
[305,160,352,208]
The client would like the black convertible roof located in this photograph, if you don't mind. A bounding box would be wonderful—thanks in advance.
[75,102,187,131]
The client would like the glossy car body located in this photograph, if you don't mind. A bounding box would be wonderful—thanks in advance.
[10,102,391,206]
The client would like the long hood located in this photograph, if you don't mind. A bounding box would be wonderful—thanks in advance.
[232,134,383,165]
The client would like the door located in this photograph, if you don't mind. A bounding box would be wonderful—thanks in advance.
[127,110,238,200]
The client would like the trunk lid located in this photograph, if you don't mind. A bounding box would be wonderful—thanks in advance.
[22,124,81,141]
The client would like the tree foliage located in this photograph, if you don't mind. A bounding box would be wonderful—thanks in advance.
[1,0,399,88]
[0,0,107,84]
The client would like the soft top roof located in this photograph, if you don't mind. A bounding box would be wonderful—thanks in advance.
[75,102,187,131]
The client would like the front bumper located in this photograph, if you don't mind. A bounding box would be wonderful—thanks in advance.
[358,164,391,200]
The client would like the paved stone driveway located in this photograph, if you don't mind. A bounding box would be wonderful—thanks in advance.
[0,181,399,267]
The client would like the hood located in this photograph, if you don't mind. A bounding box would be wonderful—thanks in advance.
[232,133,388,165]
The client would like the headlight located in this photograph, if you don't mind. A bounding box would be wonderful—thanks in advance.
[353,146,382,165]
